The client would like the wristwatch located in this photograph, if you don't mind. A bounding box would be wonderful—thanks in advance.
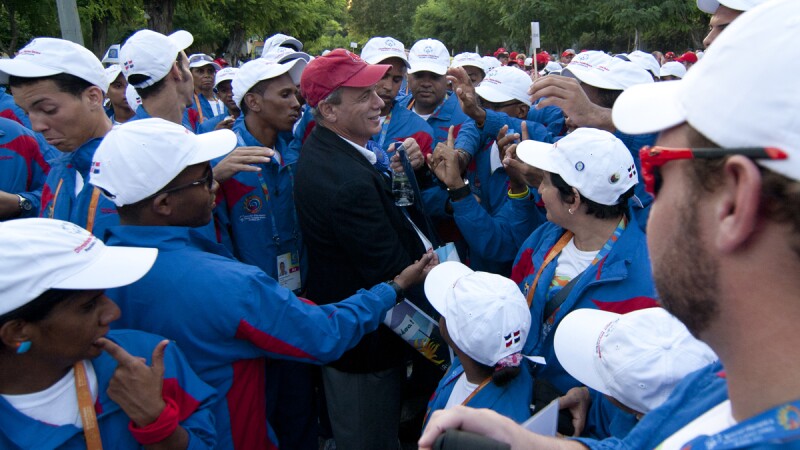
[386,279,405,302]
[17,195,32,213]
[447,180,471,202]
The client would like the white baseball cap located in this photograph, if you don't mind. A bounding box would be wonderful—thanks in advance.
[613,0,800,182]
[188,53,221,71]
[565,51,653,90]
[424,261,531,367]
[125,84,141,112]
[452,52,486,72]
[539,61,563,76]
[120,29,194,88]
[90,118,236,206]
[475,66,532,106]
[361,37,409,68]
[262,33,303,56]
[625,51,660,79]
[0,218,157,316]
[482,56,502,71]
[214,67,239,88]
[0,37,109,92]
[517,127,638,206]
[232,58,306,108]
[102,44,121,65]
[659,61,687,79]
[408,39,450,75]
[555,308,717,413]
[104,64,123,85]
[697,0,768,13]
[261,47,313,65]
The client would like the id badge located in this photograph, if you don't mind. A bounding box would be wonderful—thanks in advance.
[277,251,301,291]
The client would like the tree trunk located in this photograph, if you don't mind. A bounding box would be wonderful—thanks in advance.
[225,23,246,65]
[0,0,19,56]
[143,0,177,35]
[90,15,108,59]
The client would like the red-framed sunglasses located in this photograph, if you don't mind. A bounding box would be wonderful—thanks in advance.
[639,146,788,197]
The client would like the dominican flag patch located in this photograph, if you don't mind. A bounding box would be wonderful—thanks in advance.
[91,161,101,174]
[504,330,521,347]
[124,60,135,71]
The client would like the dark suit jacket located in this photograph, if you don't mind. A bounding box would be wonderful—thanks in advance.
[295,124,426,373]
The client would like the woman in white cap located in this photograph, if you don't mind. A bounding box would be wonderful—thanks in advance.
[0,218,216,449]
[421,261,534,429]
[509,128,658,433]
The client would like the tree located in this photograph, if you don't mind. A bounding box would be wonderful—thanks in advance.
[0,0,59,56]
[349,0,426,47]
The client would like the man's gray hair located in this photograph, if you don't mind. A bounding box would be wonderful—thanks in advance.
[310,87,344,123]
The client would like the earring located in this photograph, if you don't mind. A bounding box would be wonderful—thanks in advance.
[568,209,574,215]
[15,341,31,354]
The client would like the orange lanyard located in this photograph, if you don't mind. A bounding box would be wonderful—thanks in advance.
[85,188,101,234]
[74,362,103,450]
[525,231,574,308]
[193,93,206,123]
[461,376,493,406]
[48,178,64,218]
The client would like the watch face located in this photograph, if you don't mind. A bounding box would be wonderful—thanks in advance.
[19,197,33,211]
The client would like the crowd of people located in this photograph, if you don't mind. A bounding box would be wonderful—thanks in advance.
[0,0,798,449]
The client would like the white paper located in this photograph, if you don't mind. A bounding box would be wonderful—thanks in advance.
[521,398,558,436]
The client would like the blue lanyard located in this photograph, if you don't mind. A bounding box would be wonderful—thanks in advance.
[235,131,299,247]
[679,400,800,450]
[406,94,449,120]
[378,110,393,149]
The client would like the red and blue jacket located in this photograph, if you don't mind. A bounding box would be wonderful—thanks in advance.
[104,225,399,450]
[41,137,119,238]
[214,117,305,286]
[511,221,659,394]
[423,357,535,431]
[0,117,50,219]
[0,329,218,449]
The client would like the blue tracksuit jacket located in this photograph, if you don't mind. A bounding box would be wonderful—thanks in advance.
[510,221,659,394]
[105,225,399,450]
[40,137,119,238]
[0,117,50,219]
[0,329,218,449]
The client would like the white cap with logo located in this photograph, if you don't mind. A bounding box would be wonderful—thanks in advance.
[424,261,531,367]
[89,118,236,206]
[261,47,312,65]
[262,33,303,56]
[361,37,409,68]
[0,218,157,316]
[232,58,306,109]
[408,39,450,76]
[125,84,141,112]
[475,66,532,106]
[659,61,687,79]
[214,67,239,88]
[482,56,502,71]
[555,308,718,413]
[565,51,653,91]
[120,30,194,88]
[452,52,486,72]
[188,53,221,71]
[0,37,109,92]
[517,127,638,206]
[614,0,800,182]
[625,50,660,79]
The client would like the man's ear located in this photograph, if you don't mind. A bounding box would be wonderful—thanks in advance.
[714,156,763,254]
[84,85,106,110]
[516,104,530,120]
[244,92,261,114]
[317,101,337,123]
[0,319,31,351]
[150,193,173,218]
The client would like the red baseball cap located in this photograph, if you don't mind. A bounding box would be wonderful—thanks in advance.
[665,51,676,60]
[509,51,518,60]
[494,47,508,57]
[676,51,698,63]
[536,51,551,66]
[299,49,390,107]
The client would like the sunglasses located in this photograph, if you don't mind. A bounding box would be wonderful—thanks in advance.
[639,146,788,197]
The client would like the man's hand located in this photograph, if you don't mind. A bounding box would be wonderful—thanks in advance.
[427,126,464,190]
[447,67,486,127]
[559,386,591,437]
[529,76,614,132]
[98,338,169,428]
[394,251,439,290]
[499,121,544,191]
[212,146,274,183]
[389,138,425,173]
[214,116,235,131]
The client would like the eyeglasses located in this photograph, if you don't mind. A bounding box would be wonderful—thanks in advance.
[639,146,788,197]
[481,99,522,111]
[141,167,215,201]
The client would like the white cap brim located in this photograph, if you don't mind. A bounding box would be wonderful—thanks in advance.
[612,81,686,135]
[190,61,222,71]
[55,245,157,290]
[516,140,560,173]
[424,261,474,317]
[188,128,238,164]
[169,30,194,51]
[0,59,62,84]
[554,309,621,397]
[475,85,515,104]
[409,63,448,76]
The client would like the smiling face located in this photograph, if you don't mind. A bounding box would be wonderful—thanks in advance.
[322,85,384,146]
[12,79,103,152]
[27,290,121,366]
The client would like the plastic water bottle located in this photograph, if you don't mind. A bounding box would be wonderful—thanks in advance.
[392,169,414,206]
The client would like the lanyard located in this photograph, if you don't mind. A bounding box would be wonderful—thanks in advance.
[48,178,64,219]
[48,179,102,233]
[193,93,206,123]
[680,399,800,450]
[406,94,449,120]
[377,110,393,149]
[74,361,103,450]
[461,376,493,406]
[525,217,627,309]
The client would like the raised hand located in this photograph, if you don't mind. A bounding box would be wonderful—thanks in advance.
[212,146,274,183]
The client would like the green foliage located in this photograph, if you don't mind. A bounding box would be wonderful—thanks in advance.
[0,0,60,55]
[349,0,426,46]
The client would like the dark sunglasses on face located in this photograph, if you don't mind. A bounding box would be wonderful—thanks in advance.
[101,168,214,202]
[639,146,787,197]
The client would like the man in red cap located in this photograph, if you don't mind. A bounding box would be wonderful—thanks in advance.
[561,48,576,65]
[295,49,431,450]
[494,47,510,65]
[676,51,698,70]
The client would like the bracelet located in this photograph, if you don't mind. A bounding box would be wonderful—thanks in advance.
[386,279,405,302]
[447,184,471,202]
[507,187,530,199]
[128,397,180,445]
